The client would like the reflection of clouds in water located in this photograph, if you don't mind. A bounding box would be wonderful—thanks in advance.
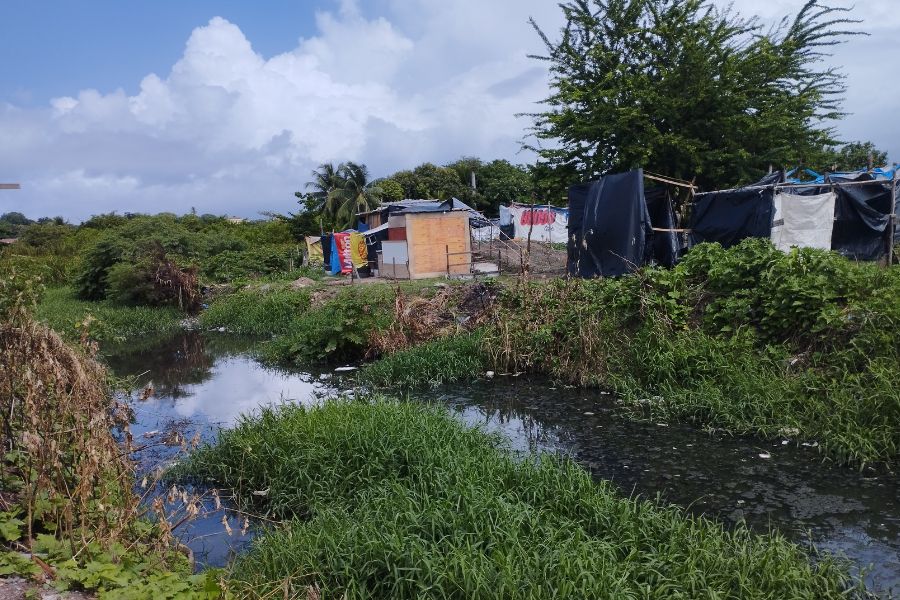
[153,356,325,427]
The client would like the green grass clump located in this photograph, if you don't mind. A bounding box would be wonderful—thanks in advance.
[36,286,182,342]
[178,400,860,598]
[361,331,488,388]
[200,288,312,335]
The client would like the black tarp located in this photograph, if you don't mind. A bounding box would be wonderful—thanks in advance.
[320,233,333,272]
[568,169,649,277]
[829,175,896,261]
[690,172,780,248]
[644,187,679,267]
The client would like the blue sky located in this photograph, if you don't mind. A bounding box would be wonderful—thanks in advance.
[0,1,327,105]
[1,0,897,222]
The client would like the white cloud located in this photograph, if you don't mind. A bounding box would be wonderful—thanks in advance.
[1,1,896,221]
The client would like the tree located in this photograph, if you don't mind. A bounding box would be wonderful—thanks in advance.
[375,178,404,202]
[295,161,382,231]
[526,0,860,189]
[326,162,382,229]
[819,141,889,172]
[478,160,533,213]
[385,163,466,200]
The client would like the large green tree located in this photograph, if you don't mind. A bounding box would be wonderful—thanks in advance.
[818,141,889,172]
[526,0,859,189]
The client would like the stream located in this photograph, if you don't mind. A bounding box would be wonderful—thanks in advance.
[104,332,900,596]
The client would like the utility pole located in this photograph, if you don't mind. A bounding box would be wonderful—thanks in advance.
[0,183,21,190]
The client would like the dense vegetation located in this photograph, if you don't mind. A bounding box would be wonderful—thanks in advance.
[177,399,861,598]
[0,266,224,598]
[361,240,900,467]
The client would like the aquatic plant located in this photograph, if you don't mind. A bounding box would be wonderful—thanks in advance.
[35,286,182,343]
[361,331,488,388]
[179,400,861,598]
[200,288,312,336]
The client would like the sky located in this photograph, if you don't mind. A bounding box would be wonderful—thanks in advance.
[1,0,897,222]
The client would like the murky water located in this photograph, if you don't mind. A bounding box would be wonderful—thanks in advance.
[105,332,900,596]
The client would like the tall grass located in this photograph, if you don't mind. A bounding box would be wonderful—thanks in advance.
[199,288,312,335]
[36,286,182,342]
[482,242,900,466]
[178,400,861,598]
[360,331,488,388]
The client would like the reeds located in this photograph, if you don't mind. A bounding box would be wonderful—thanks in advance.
[178,400,862,598]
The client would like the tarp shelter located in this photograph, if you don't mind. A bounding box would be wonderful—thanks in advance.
[690,172,781,248]
[691,169,899,261]
[507,204,569,244]
[568,169,676,277]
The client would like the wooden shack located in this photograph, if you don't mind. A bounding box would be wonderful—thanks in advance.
[372,203,473,279]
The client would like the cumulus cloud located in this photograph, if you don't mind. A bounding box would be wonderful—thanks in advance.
[1,0,895,221]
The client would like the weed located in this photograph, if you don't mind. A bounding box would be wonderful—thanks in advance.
[361,331,488,388]
[178,400,861,598]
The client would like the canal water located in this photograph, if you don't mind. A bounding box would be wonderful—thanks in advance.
[104,332,900,596]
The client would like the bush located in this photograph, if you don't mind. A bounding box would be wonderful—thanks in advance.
[264,288,392,364]
[201,244,301,283]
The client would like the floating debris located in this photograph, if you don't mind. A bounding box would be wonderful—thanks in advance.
[334,366,357,372]
[758,452,771,459]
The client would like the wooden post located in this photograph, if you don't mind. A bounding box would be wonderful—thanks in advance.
[0,183,22,190]
[888,169,897,266]
[445,244,450,277]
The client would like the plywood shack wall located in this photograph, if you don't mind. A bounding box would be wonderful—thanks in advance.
[406,211,471,279]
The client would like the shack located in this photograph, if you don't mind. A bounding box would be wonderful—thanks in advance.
[360,200,473,279]
[567,169,683,277]
[691,167,899,262]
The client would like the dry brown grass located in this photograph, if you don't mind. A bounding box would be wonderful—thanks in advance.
[0,315,138,548]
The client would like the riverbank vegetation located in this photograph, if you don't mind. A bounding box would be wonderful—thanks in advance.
[0,269,223,597]
[177,399,861,598]
[359,241,900,467]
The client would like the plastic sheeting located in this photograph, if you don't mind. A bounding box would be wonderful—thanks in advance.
[690,173,778,248]
[568,169,648,277]
[771,192,836,251]
[830,175,897,260]
[644,187,679,267]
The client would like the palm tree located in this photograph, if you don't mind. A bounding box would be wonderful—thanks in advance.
[328,162,382,229]
[305,162,343,212]
[300,161,382,231]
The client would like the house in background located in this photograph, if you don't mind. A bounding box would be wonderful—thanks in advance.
[359,199,473,279]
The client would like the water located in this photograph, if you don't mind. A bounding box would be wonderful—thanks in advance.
[105,332,900,595]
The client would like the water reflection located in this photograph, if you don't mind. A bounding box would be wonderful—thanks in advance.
[103,333,899,595]
[104,332,336,568]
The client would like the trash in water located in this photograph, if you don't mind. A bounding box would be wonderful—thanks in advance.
[583,411,595,416]
[485,371,495,379]
[334,366,357,372]
[758,452,771,459]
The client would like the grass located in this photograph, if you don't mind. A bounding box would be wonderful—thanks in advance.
[36,286,183,342]
[177,399,862,598]
[360,331,488,388]
[200,288,313,335]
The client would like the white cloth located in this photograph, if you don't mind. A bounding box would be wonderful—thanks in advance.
[771,192,836,251]
[508,205,569,244]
